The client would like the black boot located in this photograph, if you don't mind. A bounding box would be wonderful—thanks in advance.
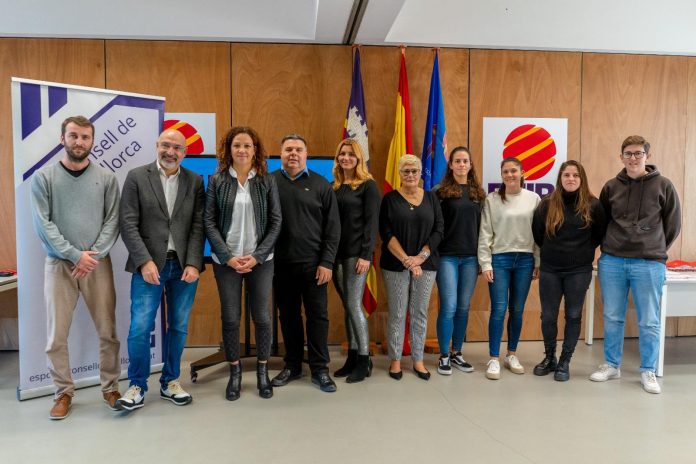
[346,355,372,383]
[257,362,273,398]
[226,362,242,401]
[554,350,572,382]
[533,345,557,376]
[334,349,358,378]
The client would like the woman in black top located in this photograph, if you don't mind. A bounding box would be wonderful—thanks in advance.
[531,160,606,381]
[380,154,444,381]
[331,139,380,383]
[204,126,282,400]
[435,147,485,375]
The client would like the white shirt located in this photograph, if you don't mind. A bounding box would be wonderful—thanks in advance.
[156,160,180,252]
[212,168,273,264]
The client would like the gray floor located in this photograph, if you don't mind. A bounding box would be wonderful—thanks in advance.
[1,338,696,464]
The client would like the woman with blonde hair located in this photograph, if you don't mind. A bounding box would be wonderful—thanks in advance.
[331,139,380,383]
[380,154,443,381]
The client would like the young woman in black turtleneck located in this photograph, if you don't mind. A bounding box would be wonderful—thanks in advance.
[531,160,607,381]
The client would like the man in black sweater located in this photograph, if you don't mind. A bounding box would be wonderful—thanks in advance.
[270,134,341,392]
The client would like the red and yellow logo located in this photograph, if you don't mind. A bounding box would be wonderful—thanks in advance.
[502,124,556,180]
[163,119,204,155]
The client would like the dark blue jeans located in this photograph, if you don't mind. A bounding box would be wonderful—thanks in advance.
[487,252,534,357]
[127,259,198,392]
[436,255,479,356]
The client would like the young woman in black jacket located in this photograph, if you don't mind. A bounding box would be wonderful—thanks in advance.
[531,160,606,381]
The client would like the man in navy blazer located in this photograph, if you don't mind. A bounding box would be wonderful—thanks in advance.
[116,128,205,411]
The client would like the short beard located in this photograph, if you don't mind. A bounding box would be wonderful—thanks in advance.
[65,146,91,163]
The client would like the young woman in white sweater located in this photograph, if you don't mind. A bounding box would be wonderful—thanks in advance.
[478,157,540,380]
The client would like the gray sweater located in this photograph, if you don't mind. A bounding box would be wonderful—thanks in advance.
[31,162,120,264]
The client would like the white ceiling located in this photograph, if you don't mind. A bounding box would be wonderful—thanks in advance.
[1,0,695,55]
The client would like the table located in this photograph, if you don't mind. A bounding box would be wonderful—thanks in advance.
[584,270,696,377]
[0,275,17,292]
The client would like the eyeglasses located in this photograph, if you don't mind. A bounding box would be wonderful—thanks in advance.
[400,169,420,177]
[159,142,185,152]
[621,151,646,159]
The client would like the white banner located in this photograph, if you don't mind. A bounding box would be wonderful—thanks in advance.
[11,78,165,400]
[482,117,568,197]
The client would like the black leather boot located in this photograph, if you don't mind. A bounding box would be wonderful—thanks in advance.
[334,349,358,378]
[256,362,273,398]
[533,345,557,376]
[226,362,242,401]
[554,350,572,382]
[346,355,371,383]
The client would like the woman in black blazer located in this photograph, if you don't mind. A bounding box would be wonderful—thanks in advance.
[204,126,281,401]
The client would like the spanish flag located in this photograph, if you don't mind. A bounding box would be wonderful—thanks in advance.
[343,47,378,318]
[384,48,413,193]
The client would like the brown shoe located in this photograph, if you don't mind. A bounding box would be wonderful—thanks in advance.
[49,394,71,420]
[103,391,121,411]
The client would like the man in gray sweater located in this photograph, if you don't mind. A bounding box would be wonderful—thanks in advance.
[31,115,121,420]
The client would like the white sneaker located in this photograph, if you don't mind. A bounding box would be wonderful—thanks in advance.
[160,380,193,405]
[437,355,452,375]
[504,355,525,374]
[641,371,661,394]
[589,364,621,382]
[486,359,500,380]
[116,385,144,411]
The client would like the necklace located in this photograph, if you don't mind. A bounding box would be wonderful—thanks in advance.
[407,201,416,210]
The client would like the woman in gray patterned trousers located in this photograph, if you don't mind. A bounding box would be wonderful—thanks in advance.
[379,155,444,381]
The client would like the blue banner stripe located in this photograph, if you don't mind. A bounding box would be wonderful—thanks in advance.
[20,83,42,140]
[48,86,68,117]
[23,93,165,181]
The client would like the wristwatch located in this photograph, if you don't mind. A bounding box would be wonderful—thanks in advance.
[418,250,430,260]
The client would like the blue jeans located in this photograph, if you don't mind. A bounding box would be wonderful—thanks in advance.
[487,252,534,357]
[127,259,199,392]
[436,255,479,356]
[598,253,665,372]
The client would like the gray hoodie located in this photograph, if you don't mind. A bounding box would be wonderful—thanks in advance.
[599,165,680,262]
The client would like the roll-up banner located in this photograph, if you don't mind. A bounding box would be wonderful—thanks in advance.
[11,78,165,400]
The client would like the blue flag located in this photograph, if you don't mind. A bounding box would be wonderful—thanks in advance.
[344,48,370,166]
[421,51,447,190]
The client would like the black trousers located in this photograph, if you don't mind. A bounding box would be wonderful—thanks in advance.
[539,270,592,353]
[274,261,330,374]
[213,260,274,362]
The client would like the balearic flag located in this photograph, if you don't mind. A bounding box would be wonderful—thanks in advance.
[421,49,447,191]
[384,48,413,193]
[343,47,378,318]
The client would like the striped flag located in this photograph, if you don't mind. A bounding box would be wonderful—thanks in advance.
[343,47,378,318]
[384,48,413,193]
[384,48,414,355]
[421,50,447,191]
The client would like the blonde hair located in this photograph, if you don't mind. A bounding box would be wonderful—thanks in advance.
[332,139,373,191]
[398,154,422,171]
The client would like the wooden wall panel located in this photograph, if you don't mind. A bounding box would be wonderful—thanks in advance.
[231,44,351,155]
[0,38,106,269]
[677,57,696,336]
[582,54,688,338]
[105,40,232,149]
[106,40,231,345]
[469,49,582,341]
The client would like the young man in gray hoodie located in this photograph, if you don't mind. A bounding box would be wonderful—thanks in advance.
[589,135,681,394]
